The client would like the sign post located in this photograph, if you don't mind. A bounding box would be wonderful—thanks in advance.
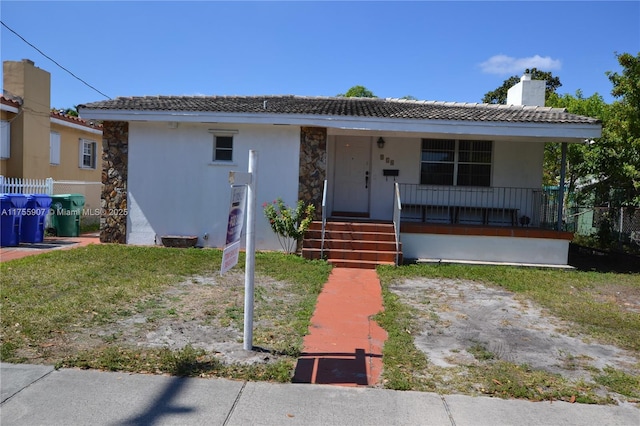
[243,150,257,351]
[220,150,258,351]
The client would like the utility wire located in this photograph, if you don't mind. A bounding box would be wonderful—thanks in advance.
[1,20,111,100]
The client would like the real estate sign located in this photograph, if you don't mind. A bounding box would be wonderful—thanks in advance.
[221,184,247,274]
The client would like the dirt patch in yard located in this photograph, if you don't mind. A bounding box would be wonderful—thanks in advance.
[389,278,640,400]
[30,272,300,366]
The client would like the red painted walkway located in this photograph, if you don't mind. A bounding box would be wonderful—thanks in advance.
[293,268,388,387]
[0,233,101,262]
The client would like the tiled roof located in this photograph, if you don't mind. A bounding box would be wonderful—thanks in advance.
[50,110,103,130]
[79,95,601,125]
[1,94,22,108]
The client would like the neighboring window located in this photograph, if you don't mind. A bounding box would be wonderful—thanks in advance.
[420,139,492,186]
[79,138,97,169]
[214,135,233,161]
[0,120,9,159]
[50,131,61,165]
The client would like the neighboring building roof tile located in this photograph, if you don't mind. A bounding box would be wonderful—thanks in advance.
[79,95,601,125]
[1,94,22,108]
[50,110,103,130]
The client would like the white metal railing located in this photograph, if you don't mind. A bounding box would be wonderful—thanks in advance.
[393,182,402,266]
[320,179,328,259]
[398,184,546,228]
[0,175,54,195]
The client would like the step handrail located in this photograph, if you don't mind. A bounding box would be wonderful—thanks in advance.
[393,182,402,266]
[320,179,328,260]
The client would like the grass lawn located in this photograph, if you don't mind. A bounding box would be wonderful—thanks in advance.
[0,244,331,381]
[2,245,638,404]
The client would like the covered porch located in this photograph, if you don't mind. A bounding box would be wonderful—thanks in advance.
[394,183,574,266]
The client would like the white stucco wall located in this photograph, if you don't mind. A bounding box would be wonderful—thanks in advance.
[401,233,570,265]
[126,122,301,250]
[492,140,544,187]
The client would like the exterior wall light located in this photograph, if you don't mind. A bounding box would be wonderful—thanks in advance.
[377,137,385,149]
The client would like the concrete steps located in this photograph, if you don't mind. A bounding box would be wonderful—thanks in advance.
[302,221,401,269]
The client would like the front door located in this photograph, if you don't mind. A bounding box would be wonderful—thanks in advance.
[333,138,371,215]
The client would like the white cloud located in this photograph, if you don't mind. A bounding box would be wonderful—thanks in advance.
[479,54,562,74]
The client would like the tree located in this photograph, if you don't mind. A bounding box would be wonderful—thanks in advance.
[337,85,376,98]
[594,52,640,207]
[52,106,79,117]
[481,68,562,104]
[544,91,609,197]
[545,53,640,249]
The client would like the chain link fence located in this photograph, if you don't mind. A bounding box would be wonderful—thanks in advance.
[540,187,639,247]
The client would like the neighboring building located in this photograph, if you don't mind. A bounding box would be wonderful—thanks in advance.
[78,75,601,266]
[1,59,103,219]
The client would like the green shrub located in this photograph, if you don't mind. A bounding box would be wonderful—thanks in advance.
[263,198,315,254]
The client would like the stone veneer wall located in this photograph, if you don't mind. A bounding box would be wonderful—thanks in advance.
[101,121,128,243]
[298,127,327,220]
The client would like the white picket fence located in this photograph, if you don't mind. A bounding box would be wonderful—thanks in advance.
[1,176,102,225]
[0,176,54,195]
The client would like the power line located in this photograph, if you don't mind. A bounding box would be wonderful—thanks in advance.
[1,21,111,100]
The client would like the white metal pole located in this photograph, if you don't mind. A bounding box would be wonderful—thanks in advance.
[243,150,257,351]
[557,142,567,231]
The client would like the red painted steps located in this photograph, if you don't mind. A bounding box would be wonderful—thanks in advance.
[302,220,402,269]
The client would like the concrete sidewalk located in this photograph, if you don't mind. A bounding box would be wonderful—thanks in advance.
[1,363,638,425]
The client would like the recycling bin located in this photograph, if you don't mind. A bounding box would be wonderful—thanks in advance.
[50,194,85,237]
[20,194,52,243]
[0,193,28,247]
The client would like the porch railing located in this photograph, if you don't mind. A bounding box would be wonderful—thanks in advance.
[393,182,402,265]
[320,179,328,259]
[397,184,547,228]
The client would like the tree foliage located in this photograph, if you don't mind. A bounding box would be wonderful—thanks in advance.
[337,85,376,98]
[595,52,640,207]
[544,91,609,194]
[263,198,315,254]
[52,107,79,117]
[481,68,562,104]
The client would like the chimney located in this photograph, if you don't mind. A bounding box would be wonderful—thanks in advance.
[506,73,546,106]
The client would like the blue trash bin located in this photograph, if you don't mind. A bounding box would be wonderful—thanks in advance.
[1,193,28,247]
[21,194,52,243]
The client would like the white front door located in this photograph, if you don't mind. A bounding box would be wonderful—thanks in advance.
[333,138,371,215]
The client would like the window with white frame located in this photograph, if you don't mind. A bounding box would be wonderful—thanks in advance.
[79,138,97,169]
[1,120,10,159]
[420,138,492,186]
[50,131,61,165]
[213,135,234,161]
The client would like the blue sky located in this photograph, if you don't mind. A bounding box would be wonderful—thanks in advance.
[1,1,638,110]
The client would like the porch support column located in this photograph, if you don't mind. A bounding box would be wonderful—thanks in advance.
[298,127,327,220]
[101,121,128,243]
[557,142,568,231]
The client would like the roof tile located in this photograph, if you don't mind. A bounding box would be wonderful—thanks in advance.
[79,95,601,125]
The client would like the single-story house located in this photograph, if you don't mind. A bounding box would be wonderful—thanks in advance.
[78,75,601,267]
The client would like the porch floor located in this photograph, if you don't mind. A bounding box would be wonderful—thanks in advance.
[400,222,574,240]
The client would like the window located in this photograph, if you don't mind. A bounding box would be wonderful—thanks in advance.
[420,139,492,186]
[79,139,97,169]
[214,135,233,162]
[50,131,61,165]
[0,120,9,159]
